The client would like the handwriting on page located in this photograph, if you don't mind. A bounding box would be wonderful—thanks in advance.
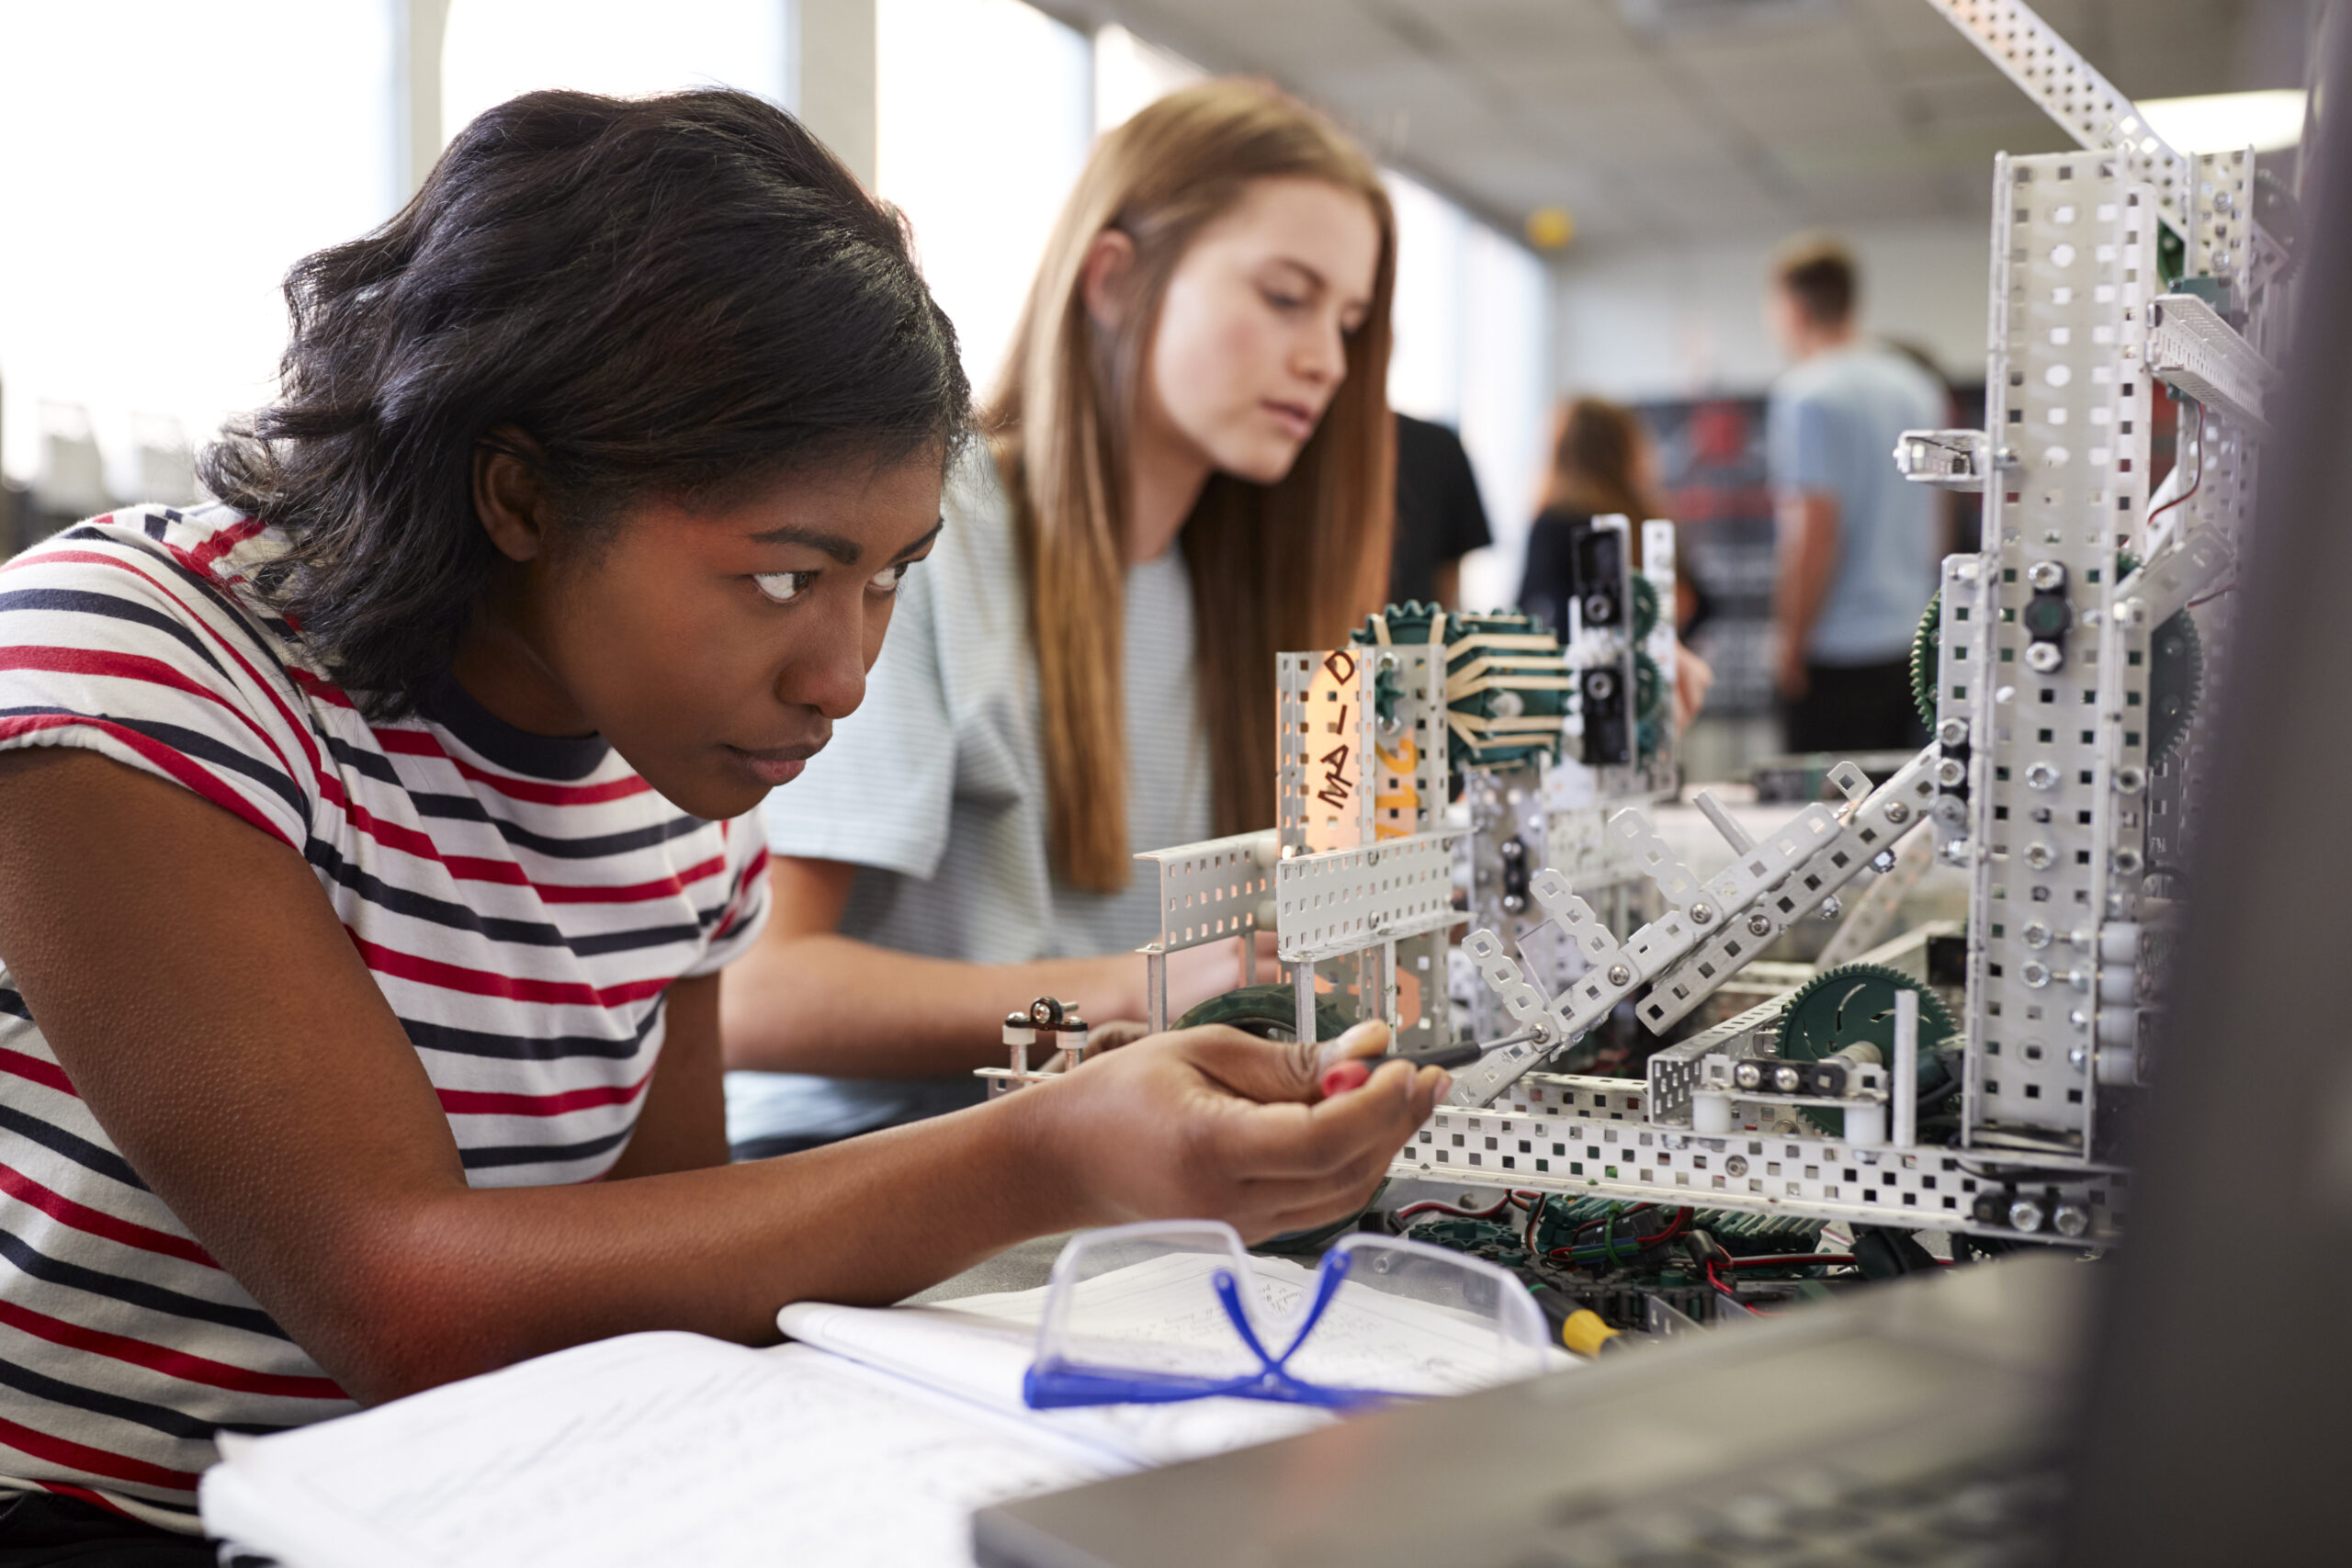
[266,1338,1114,1568]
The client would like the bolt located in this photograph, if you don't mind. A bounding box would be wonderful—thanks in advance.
[1772,1065,1804,1094]
[2008,1196,2049,1233]
[1933,759,1966,789]
[1690,902,1713,925]
[2024,842,2055,870]
[2026,761,2060,791]
[1888,799,1916,823]
[1606,964,1632,987]
[1735,1061,1765,1091]
[2022,920,2052,949]
[2021,961,2051,988]
[2052,1204,2091,1239]
[2025,642,2064,673]
[1747,912,1773,937]
[1726,1155,1748,1177]
[2029,560,2067,592]
[1937,717,1971,747]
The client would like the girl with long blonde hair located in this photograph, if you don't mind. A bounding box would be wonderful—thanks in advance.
[721,80,1399,1156]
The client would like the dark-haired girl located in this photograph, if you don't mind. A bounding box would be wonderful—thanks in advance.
[0,90,1439,1555]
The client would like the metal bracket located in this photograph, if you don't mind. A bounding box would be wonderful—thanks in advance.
[2147,293,2278,438]
[1894,428,2012,491]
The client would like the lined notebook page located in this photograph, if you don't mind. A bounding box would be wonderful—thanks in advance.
[201,1335,1120,1568]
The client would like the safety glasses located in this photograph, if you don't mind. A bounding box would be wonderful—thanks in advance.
[1023,1220,1550,1414]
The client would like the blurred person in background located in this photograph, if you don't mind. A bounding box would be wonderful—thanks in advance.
[1388,411,1489,609]
[720,81,1399,1157]
[1519,395,1713,727]
[1764,235,1943,753]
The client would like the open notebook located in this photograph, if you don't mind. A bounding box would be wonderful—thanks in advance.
[200,1250,1563,1567]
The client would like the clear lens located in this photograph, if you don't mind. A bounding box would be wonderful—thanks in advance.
[1029,1221,1550,1407]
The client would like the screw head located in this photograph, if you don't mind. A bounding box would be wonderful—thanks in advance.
[1937,717,1971,747]
[2112,848,2144,876]
[1606,964,1632,987]
[2052,1204,2091,1239]
[1499,838,1525,859]
[1747,912,1773,936]
[2021,961,2051,988]
[2025,641,2064,673]
[1690,902,1713,925]
[1726,1155,1749,1177]
[1887,800,1915,823]
[1029,997,1064,1027]
[1501,894,1526,914]
[2022,920,2052,949]
[1933,758,1967,788]
[2114,765,2146,795]
[1582,592,1615,624]
[2026,761,2060,791]
[1772,1065,1804,1093]
[1735,1061,1765,1091]
[2007,1196,2048,1233]
[2028,560,2067,592]
[2024,841,2055,870]
[2067,1045,2089,1070]
[1375,649,1399,672]
[1934,796,1968,825]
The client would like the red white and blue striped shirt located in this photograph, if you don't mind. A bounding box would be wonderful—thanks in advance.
[0,503,770,1529]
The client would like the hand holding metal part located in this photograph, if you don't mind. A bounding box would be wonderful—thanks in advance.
[1445,747,1943,1108]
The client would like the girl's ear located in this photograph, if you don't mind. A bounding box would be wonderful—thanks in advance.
[471,428,548,564]
[1080,230,1139,334]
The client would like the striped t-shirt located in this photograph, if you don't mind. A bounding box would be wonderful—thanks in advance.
[0,503,770,1529]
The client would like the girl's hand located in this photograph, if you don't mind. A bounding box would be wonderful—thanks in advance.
[1015,1020,1440,1243]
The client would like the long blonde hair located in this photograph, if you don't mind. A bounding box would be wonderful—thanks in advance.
[988,80,1396,893]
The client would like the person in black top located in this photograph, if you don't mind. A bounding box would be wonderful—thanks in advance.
[1520,396,1714,726]
[1389,412,1492,608]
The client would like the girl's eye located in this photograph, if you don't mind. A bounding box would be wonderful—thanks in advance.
[869,559,916,595]
[752,570,816,605]
[1262,288,1306,311]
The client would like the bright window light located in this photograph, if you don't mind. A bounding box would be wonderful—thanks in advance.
[441,0,786,144]
[876,0,1091,397]
[2136,89,2306,154]
[0,0,397,495]
[1093,23,1204,136]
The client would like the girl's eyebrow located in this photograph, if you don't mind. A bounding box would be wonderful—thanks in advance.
[891,520,945,561]
[746,523,864,563]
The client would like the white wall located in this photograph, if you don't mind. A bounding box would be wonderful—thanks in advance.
[1551,216,1995,402]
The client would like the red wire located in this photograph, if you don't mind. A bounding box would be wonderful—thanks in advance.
[1719,1254,1855,1269]
[2144,402,2206,532]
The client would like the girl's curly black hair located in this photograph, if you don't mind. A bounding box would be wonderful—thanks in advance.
[200,87,970,718]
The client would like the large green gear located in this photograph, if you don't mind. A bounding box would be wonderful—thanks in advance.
[1775,963,1958,1137]
[1354,602,1570,790]
[1909,592,1941,729]
[1906,559,2203,760]
[1175,982,1352,1043]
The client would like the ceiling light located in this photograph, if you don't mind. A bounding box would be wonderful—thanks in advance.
[2134,89,2307,153]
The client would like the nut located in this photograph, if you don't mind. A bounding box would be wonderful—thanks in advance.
[2024,841,2055,870]
[2052,1204,2091,1239]
[2007,1196,2048,1233]
[2025,641,2064,673]
[1937,717,1971,747]
[2114,765,2146,795]
[1933,759,1966,788]
[2026,761,2060,791]
[2028,560,2066,592]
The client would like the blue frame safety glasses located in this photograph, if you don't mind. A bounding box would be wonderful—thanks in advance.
[1022,1220,1551,1413]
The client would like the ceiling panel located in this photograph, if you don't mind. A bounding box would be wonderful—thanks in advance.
[1035,0,2289,250]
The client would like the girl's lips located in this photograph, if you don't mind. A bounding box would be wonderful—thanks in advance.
[729,745,815,785]
[1262,400,1316,440]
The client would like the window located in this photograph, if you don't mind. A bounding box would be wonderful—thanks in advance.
[0,1,399,499]
[876,0,1091,391]
[441,0,786,142]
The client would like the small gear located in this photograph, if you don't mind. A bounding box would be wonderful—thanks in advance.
[1909,592,1941,729]
[1775,963,1958,1136]
[1176,982,1352,1043]
[1631,575,1661,641]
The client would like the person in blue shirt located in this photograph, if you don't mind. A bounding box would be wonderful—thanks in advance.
[1764,235,1946,753]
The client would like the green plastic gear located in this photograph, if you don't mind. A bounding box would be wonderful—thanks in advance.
[1908,556,2203,758]
[1631,575,1660,642]
[1909,592,1941,729]
[1176,982,1352,1043]
[1775,963,1958,1136]
[1352,602,1569,792]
